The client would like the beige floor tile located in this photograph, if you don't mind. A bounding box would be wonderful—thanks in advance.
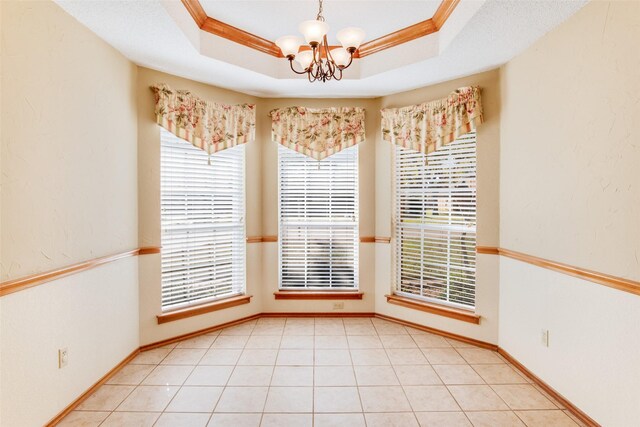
[199,349,242,365]
[76,385,134,411]
[280,335,314,349]
[166,386,223,412]
[155,412,211,427]
[207,413,261,427]
[492,385,557,410]
[276,349,314,365]
[350,349,390,365]
[563,410,588,427]
[456,348,504,364]
[228,365,273,386]
[271,366,313,386]
[58,411,109,427]
[314,324,346,335]
[283,323,315,335]
[211,335,249,348]
[379,334,419,348]
[116,385,179,412]
[237,349,278,365]
[315,335,349,349]
[415,411,471,426]
[264,386,313,412]
[314,366,357,386]
[257,318,286,326]
[412,333,453,348]
[141,365,193,385]
[394,365,443,386]
[422,348,466,365]
[404,386,460,411]
[365,412,420,427]
[252,325,284,335]
[214,386,268,412]
[100,412,160,427]
[314,413,366,427]
[387,348,429,365]
[205,330,221,337]
[314,387,362,412]
[373,323,409,335]
[344,323,377,335]
[220,324,255,336]
[130,348,171,365]
[447,385,509,411]
[347,335,383,349]
[106,364,154,385]
[161,348,206,365]
[261,413,312,427]
[531,383,566,409]
[315,349,352,365]
[445,338,478,348]
[358,386,412,412]
[354,365,399,385]
[515,410,579,426]
[464,411,525,427]
[175,335,217,349]
[185,365,234,386]
[245,335,282,349]
[433,365,484,385]
[472,364,527,384]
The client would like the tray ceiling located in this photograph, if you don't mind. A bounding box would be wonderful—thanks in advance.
[54,0,587,98]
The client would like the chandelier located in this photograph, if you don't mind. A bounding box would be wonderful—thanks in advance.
[275,0,365,83]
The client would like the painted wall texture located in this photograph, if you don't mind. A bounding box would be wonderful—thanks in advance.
[499,1,640,425]
[0,1,139,426]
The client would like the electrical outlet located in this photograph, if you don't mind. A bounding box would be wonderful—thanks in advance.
[333,302,344,310]
[58,348,69,368]
[541,330,550,347]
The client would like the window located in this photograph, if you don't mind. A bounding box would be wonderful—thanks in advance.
[278,145,359,289]
[394,133,477,308]
[160,129,245,310]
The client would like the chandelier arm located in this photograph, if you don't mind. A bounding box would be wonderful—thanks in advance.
[289,58,310,75]
[334,67,343,81]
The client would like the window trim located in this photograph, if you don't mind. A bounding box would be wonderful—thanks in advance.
[392,133,478,309]
[277,145,360,291]
[160,129,247,311]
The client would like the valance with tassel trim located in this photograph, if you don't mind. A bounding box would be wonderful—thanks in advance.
[150,84,255,161]
[270,106,365,160]
[381,86,483,156]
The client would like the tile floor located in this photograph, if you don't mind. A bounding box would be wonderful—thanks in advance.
[59,317,584,426]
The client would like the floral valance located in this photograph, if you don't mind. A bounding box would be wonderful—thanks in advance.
[150,83,255,156]
[381,86,483,156]
[270,106,365,160]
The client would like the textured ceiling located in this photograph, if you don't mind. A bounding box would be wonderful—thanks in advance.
[55,0,587,98]
[198,0,442,43]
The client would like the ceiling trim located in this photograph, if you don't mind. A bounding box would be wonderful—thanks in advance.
[180,0,459,59]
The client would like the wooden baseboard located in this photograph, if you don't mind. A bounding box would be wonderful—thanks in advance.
[497,347,600,427]
[374,313,496,351]
[45,348,140,427]
[260,312,375,318]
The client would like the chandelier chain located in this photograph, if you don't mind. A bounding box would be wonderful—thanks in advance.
[316,0,324,21]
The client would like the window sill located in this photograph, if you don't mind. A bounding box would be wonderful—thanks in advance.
[384,294,480,324]
[274,291,364,300]
[157,295,253,324]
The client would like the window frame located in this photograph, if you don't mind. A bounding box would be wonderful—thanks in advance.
[160,129,247,312]
[392,133,477,310]
[277,145,360,291]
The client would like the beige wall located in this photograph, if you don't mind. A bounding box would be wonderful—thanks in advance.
[137,67,263,345]
[498,1,640,425]
[375,70,501,344]
[0,1,139,425]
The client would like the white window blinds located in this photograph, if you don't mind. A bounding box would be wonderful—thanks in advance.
[278,145,359,289]
[394,133,477,308]
[161,129,245,310]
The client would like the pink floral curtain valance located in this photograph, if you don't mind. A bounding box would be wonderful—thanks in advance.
[381,86,483,156]
[270,106,366,160]
[150,83,255,155]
